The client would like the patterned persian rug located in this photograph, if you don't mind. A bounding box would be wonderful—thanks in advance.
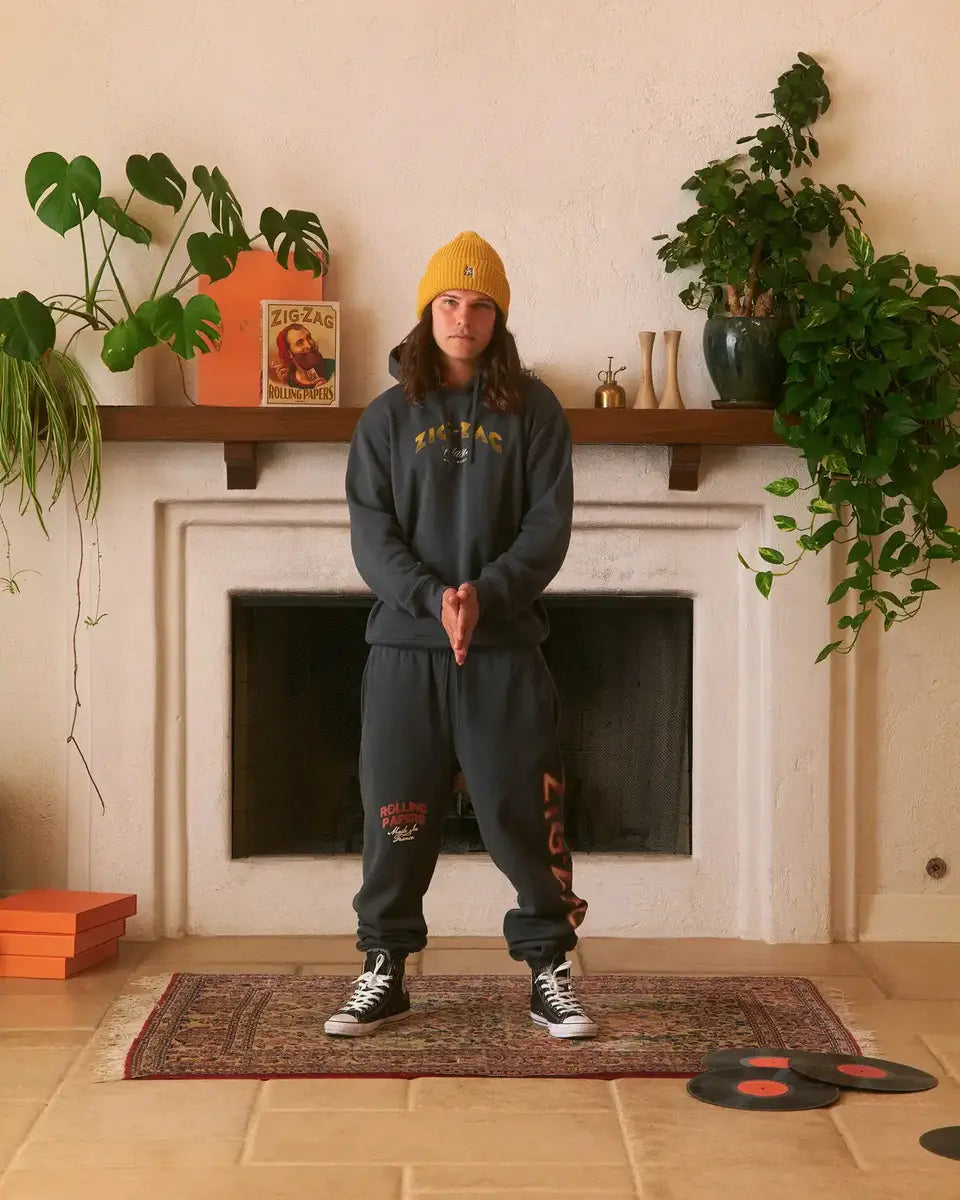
[94,972,874,1082]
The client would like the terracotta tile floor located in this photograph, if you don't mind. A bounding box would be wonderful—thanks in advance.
[1,937,960,1198]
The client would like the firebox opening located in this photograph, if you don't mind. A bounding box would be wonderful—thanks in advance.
[231,594,692,858]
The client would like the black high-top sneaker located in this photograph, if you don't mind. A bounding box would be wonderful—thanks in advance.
[323,949,411,1037]
[530,955,598,1039]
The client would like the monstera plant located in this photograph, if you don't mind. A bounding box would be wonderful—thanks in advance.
[0,150,329,540]
[0,151,328,371]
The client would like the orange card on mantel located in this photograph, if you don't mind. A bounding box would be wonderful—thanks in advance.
[0,890,136,935]
[197,249,326,407]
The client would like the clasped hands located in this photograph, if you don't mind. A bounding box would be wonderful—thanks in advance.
[441,583,479,667]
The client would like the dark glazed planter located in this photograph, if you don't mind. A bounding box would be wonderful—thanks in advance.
[703,316,788,409]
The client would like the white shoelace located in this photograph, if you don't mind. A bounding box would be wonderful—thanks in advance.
[537,960,587,1018]
[342,954,394,1015]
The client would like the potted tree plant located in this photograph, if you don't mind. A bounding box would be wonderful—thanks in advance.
[654,53,863,408]
[741,226,960,659]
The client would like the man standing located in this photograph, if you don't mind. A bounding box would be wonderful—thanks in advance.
[328,232,595,1042]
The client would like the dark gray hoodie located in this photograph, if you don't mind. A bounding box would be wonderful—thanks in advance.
[345,354,573,648]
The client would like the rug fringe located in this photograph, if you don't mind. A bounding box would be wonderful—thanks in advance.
[88,974,173,1083]
[817,984,881,1058]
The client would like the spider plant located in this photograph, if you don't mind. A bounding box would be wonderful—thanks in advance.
[1,341,105,805]
[0,342,100,542]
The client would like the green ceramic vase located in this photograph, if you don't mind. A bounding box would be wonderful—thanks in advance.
[703,316,787,409]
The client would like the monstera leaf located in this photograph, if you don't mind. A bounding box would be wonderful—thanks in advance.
[95,197,152,246]
[101,304,159,372]
[147,294,222,359]
[192,167,249,245]
[187,231,242,282]
[125,153,187,212]
[0,291,57,361]
[25,153,101,235]
[260,208,328,276]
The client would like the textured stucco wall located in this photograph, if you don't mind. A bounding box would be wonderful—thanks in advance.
[1,0,958,936]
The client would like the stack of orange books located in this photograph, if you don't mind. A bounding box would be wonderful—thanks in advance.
[0,890,137,979]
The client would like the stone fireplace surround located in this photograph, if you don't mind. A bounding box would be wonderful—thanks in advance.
[68,438,836,943]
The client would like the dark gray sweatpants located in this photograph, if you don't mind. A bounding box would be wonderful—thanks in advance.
[353,644,587,965]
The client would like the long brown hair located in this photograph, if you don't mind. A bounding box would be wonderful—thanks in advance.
[397,307,526,412]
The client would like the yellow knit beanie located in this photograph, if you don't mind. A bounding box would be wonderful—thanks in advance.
[416,231,510,320]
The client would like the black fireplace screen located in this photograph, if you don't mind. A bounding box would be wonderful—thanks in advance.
[231,594,692,858]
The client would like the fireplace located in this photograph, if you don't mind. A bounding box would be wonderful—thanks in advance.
[230,593,693,859]
[76,440,835,941]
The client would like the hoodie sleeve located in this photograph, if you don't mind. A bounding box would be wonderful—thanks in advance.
[345,403,447,620]
[471,390,573,619]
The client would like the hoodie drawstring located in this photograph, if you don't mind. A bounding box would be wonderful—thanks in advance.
[421,369,481,468]
[469,372,480,464]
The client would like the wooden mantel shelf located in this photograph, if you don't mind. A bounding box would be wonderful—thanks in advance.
[97,405,781,491]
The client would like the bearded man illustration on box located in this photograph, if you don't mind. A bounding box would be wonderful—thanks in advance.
[272,322,336,389]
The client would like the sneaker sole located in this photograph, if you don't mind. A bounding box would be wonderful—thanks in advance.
[530,1011,599,1039]
[323,1009,412,1037]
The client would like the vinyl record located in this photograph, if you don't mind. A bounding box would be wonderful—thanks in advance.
[920,1126,960,1162]
[703,1047,796,1071]
[686,1067,840,1112]
[789,1052,938,1093]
